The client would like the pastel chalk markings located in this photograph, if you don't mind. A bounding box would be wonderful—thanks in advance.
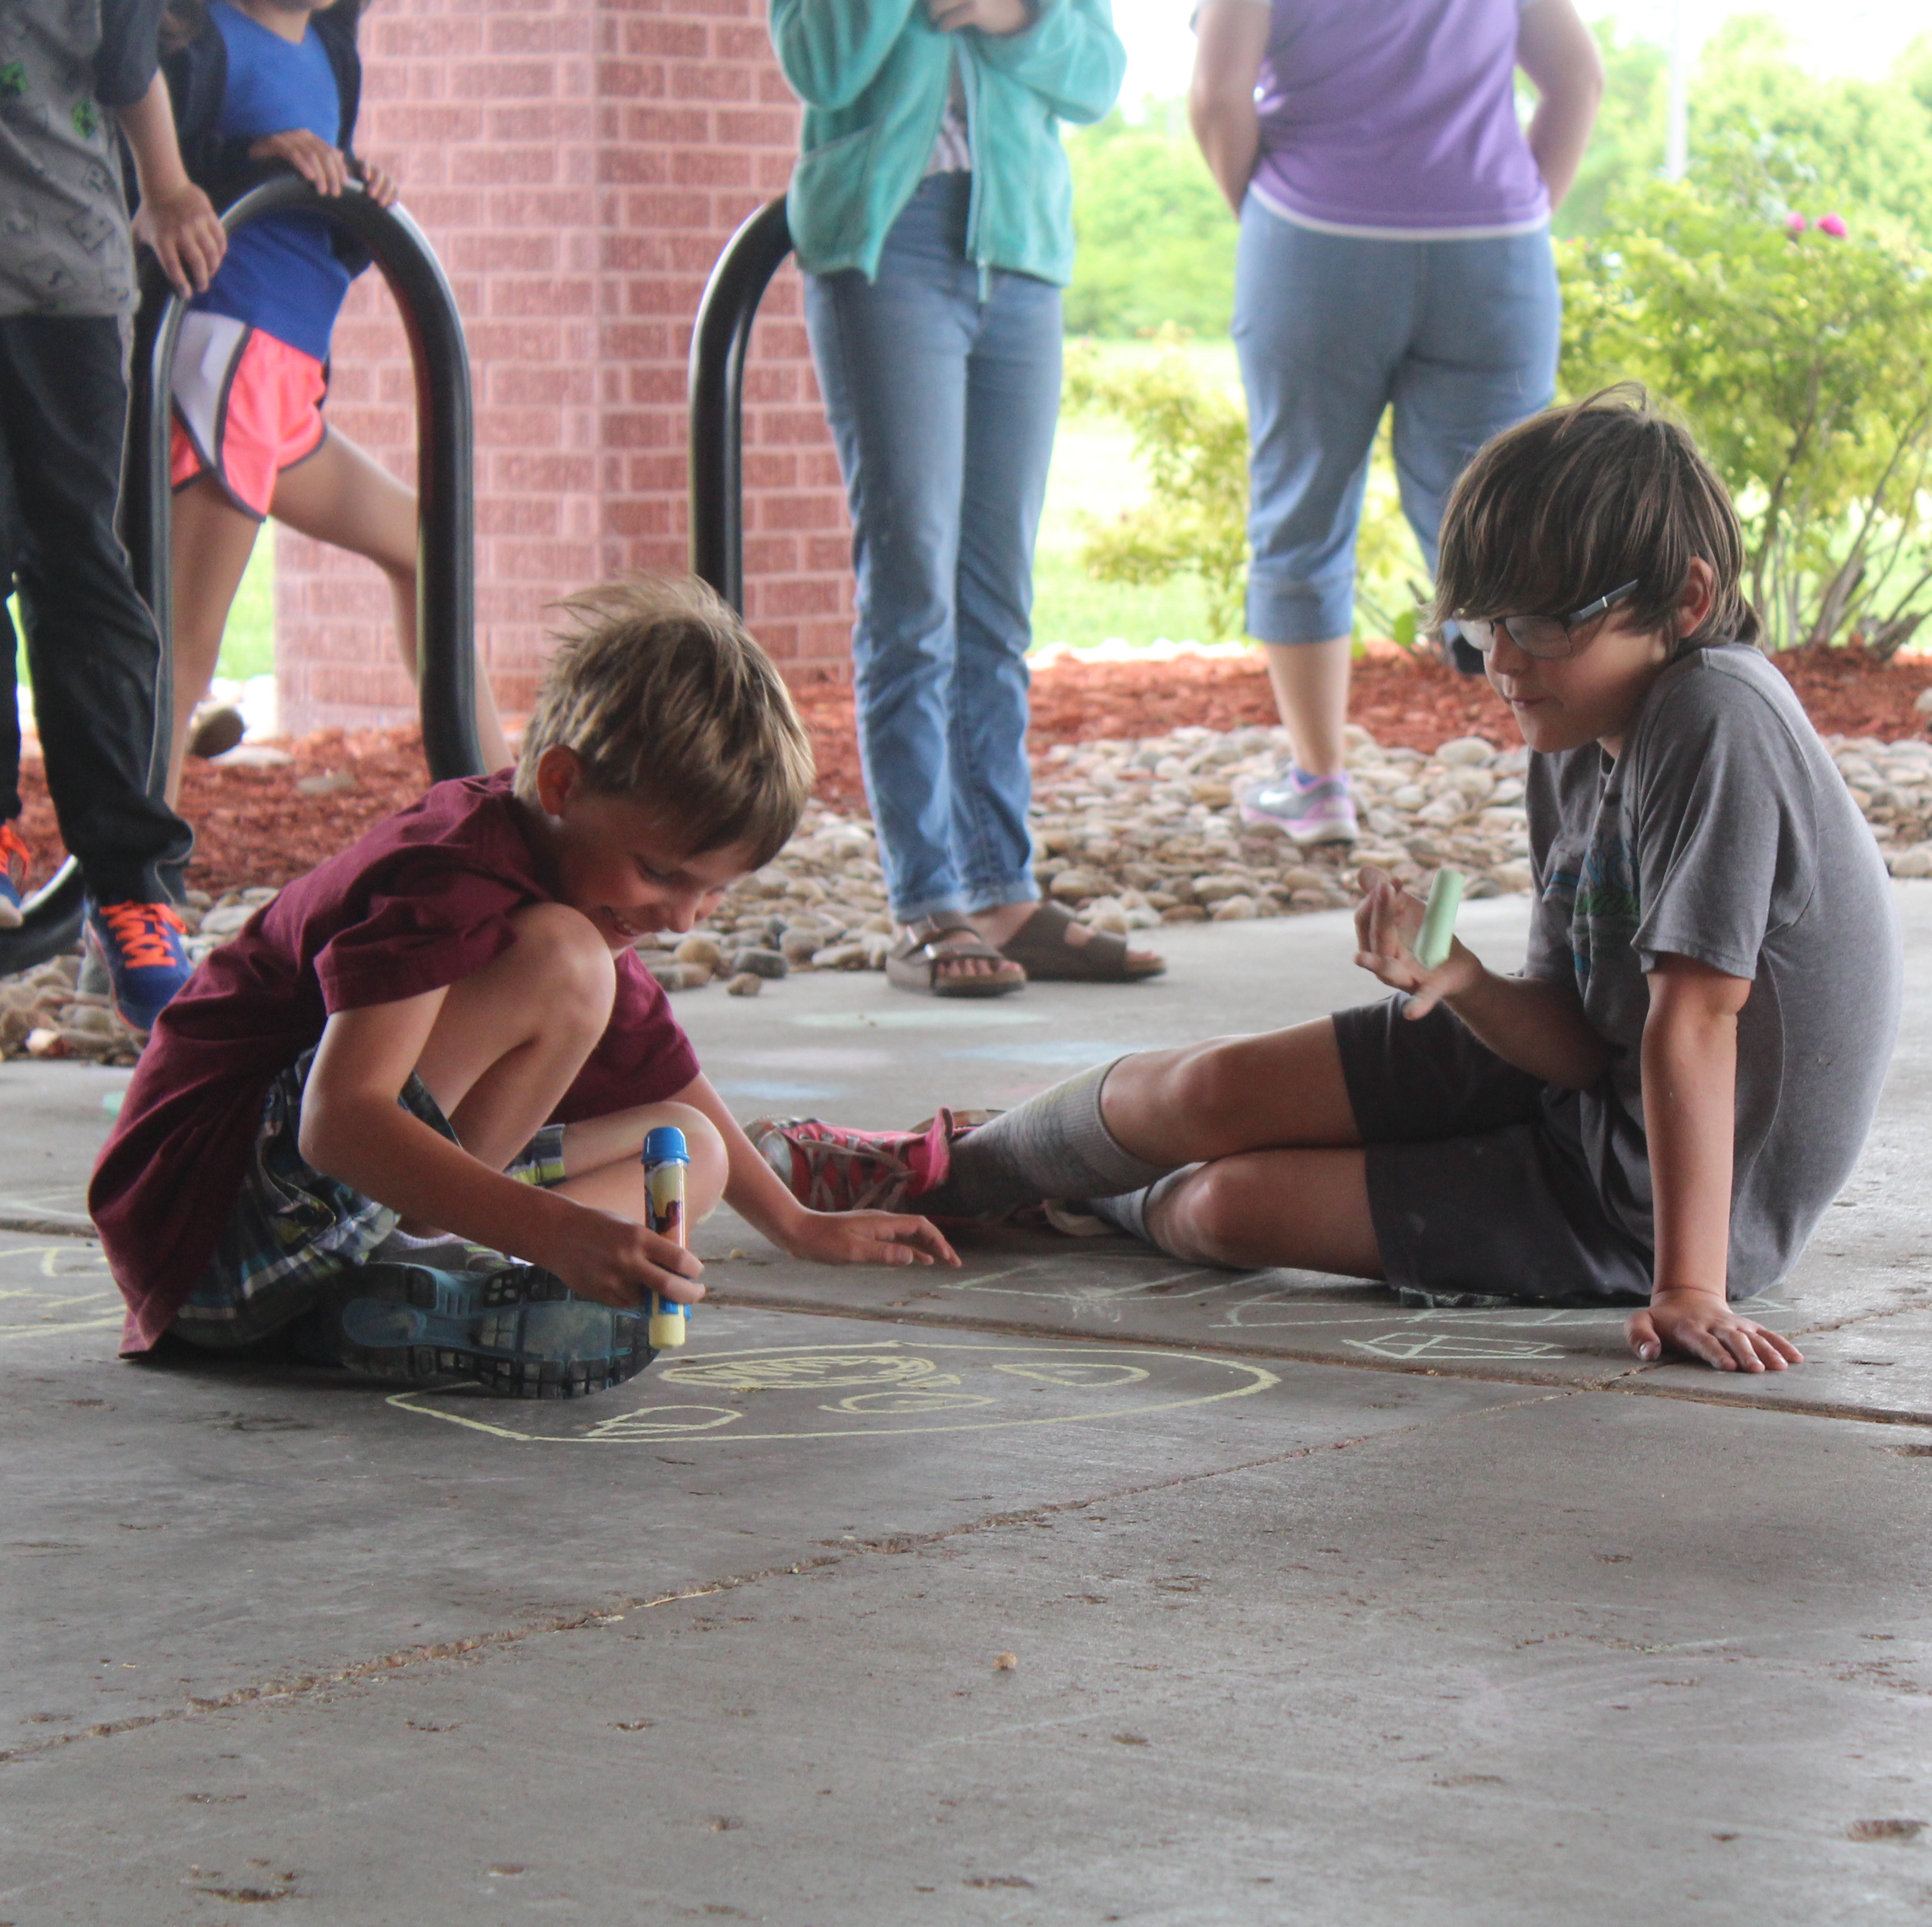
[385,1340,1280,1445]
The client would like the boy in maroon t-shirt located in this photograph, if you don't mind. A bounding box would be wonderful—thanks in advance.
[91,578,957,1396]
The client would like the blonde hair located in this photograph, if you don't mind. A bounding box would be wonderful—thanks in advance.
[515,576,814,866]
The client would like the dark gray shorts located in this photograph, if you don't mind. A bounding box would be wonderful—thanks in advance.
[1332,996,1653,1306]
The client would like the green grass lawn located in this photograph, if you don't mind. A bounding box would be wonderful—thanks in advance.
[1033,338,1239,652]
[215,533,278,681]
[7,526,275,709]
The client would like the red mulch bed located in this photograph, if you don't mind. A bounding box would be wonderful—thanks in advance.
[14,645,1930,898]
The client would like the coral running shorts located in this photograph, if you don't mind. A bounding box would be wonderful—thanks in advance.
[169,311,327,520]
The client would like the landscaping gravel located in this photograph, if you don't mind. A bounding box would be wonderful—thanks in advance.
[5,722,1930,1051]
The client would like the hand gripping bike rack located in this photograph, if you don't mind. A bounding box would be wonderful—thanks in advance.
[687,196,794,614]
[0,171,481,977]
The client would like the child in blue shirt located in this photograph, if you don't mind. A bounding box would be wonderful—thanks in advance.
[159,0,509,788]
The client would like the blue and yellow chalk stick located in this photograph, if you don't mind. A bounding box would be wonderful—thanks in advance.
[643,1123,690,1349]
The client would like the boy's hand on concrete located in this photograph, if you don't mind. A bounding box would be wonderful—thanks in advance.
[1352,866,1481,1017]
[250,127,353,196]
[782,1208,962,1268]
[133,182,226,297]
[542,1206,706,1310]
[1627,1287,1803,1373]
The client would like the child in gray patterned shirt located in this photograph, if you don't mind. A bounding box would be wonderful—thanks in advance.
[0,0,224,1030]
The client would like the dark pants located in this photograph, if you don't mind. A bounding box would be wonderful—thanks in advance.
[0,314,192,903]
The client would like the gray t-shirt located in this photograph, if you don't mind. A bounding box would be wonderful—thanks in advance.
[1524,643,1901,1294]
[0,0,163,317]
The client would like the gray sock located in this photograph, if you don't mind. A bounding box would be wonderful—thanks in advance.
[918,1058,1171,1220]
[1082,1164,1201,1250]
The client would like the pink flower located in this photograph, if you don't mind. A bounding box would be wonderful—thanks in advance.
[1818,212,1849,237]
[1786,211,1810,233]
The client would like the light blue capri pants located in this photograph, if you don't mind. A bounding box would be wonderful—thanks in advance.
[1232,201,1563,644]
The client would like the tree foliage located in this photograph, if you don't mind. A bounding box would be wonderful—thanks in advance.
[1563,177,1932,652]
[1064,105,1236,340]
[1060,22,1932,651]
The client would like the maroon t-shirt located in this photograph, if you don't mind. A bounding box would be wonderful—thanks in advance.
[92,773,701,1353]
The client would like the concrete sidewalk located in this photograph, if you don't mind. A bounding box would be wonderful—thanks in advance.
[2,892,1929,1924]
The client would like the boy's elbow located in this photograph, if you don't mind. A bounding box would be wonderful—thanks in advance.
[296,1086,365,1179]
[295,1100,338,1176]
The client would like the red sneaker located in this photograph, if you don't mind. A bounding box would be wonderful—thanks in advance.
[749,1110,969,1215]
[0,820,29,929]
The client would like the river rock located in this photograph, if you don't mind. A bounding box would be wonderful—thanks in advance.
[730,947,789,980]
[675,936,725,971]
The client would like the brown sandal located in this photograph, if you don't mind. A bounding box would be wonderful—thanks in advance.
[886,916,1027,998]
[995,901,1165,982]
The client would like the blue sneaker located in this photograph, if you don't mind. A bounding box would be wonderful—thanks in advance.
[1236,764,1359,845]
[324,1262,658,1398]
[0,821,27,929]
[86,898,193,1032]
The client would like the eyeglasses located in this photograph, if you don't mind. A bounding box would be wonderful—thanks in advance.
[1455,579,1641,661]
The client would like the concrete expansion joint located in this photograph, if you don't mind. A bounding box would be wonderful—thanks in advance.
[0,1394,1541,1771]
[0,1213,95,1240]
[1610,1374,1932,1429]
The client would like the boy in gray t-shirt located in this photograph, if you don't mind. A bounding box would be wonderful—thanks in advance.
[750,394,1902,1374]
[1522,642,1899,1311]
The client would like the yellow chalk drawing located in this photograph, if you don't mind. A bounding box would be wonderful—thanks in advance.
[579,1404,745,1442]
[0,1242,123,1342]
[993,1361,1148,1389]
[386,1339,1280,1446]
[826,1390,995,1415]
[659,1351,939,1394]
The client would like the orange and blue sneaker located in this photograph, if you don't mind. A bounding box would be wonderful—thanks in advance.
[85,898,192,1033]
[0,821,29,929]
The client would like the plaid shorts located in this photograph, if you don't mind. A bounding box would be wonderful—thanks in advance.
[173,1049,570,1349]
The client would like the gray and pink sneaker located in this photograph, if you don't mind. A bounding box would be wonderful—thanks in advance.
[1236,765,1358,845]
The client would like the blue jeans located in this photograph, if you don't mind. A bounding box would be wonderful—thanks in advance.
[805,173,1061,923]
[1232,202,1561,644]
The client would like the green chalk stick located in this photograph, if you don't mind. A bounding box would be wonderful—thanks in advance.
[1416,868,1465,970]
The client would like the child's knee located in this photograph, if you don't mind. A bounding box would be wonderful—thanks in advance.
[1147,1161,1238,1264]
[506,903,617,1023]
[647,1100,727,1208]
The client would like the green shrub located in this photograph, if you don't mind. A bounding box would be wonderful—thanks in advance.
[1061,341,1427,644]
[1062,341,1249,638]
[1562,177,1932,653]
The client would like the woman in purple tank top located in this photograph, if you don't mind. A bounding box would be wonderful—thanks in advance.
[1189,0,1603,844]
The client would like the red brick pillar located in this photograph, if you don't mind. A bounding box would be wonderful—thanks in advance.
[274,0,854,738]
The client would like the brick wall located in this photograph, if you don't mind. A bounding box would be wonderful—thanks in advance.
[274,0,854,738]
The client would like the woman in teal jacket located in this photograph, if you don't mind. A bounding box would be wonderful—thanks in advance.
[774,0,1158,994]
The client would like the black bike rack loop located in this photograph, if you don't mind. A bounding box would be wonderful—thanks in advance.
[0,172,480,978]
[688,196,794,614]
